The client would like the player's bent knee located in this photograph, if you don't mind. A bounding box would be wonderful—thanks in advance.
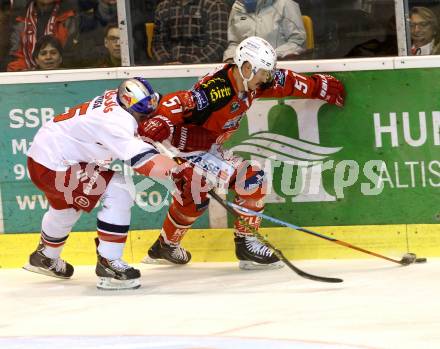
[42,207,82,237]
[98,174,134,225]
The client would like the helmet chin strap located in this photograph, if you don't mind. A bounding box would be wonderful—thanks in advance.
[238,64,255,92]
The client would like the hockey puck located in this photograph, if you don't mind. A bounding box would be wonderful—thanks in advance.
[415,257,427,263]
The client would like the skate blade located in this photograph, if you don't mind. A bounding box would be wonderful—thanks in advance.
[96,277,141,290]
[238,260,284,270]
[141,255,176,265]
[23,264,71,279]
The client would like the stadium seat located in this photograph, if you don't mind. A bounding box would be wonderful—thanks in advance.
[302,15,315,50]
[145,22,154,59]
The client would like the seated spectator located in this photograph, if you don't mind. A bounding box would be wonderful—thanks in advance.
[6,0,78,72]
[152,0,228,64]
[33,35,63,70]
[223,0,306,62]
[78,0,117,33]
[129,0,158,65]
[67,0,116,67]
[0,0,12,70]
[410,6,440,55]
[96,23,121,67]
[345,14,397,58]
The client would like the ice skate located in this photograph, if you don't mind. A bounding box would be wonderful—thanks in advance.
[95,238,141,290]
[234,235,284,270]
[142,236,191,265]
[23,242,74,279]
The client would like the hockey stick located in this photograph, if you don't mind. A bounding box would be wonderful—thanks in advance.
[152,142,343,283]
[208,190,343,283]
[224,202,427,266]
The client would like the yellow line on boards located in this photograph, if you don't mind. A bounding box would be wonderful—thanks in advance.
[1,225,439,268]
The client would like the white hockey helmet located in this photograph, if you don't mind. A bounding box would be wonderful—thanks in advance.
[234,36,277,90]
[117,77,159,115]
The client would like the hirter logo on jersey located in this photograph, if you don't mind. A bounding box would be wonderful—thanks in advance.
[191,89,209,111]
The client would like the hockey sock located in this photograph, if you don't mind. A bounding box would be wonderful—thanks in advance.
[96,219,129,260]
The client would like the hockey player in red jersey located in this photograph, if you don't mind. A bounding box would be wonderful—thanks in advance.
[138,36,345,269]
[24,77,177,289]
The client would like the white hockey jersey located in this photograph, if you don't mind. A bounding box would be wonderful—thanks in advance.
[28,89,158,171]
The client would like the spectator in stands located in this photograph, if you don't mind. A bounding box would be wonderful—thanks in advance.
[6,0,78,72]
[345,14,397,58]
[129,0,158,65]
[0,0,12,70]
[410,6,440,55]
[223,0,306,62]
[78,0,117,33]
[97,23,121,67]
[152,0,228,64]
[33,35,63,70]
[67,0,116,67]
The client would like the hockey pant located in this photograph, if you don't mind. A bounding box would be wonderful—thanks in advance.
[160,155,266,244]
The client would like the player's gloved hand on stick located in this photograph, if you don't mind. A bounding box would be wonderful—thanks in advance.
[311,74,345,107]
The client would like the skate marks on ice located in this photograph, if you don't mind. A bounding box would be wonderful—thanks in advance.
[1,260,439,349]
[1,262,344,297]
[0,258,434,296]
[0,258,435,297]
[0,335,371,349]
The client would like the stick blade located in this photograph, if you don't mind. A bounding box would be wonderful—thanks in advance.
[400,252,417,266]
[280,257,343,283]
[296,269,344,283]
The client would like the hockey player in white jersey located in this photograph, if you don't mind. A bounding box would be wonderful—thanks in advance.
[24,77,176,290]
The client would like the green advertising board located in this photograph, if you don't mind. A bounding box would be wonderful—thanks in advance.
[1,67,440,233]
[0,77,201,233]
[228,68,440,227]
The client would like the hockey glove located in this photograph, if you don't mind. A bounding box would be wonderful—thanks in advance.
[172,125,218,152]
[311,74,345,107]
[138,116,174,143]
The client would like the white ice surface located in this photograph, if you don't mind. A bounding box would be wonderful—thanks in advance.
[0,259,439,349]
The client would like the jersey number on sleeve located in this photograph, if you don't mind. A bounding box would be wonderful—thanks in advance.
[163,96,183,114]
[53,101,91,122]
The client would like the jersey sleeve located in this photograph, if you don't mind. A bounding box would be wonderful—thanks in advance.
[257,69,318,99]
[96,116,159,167]
[155,90,196,125]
